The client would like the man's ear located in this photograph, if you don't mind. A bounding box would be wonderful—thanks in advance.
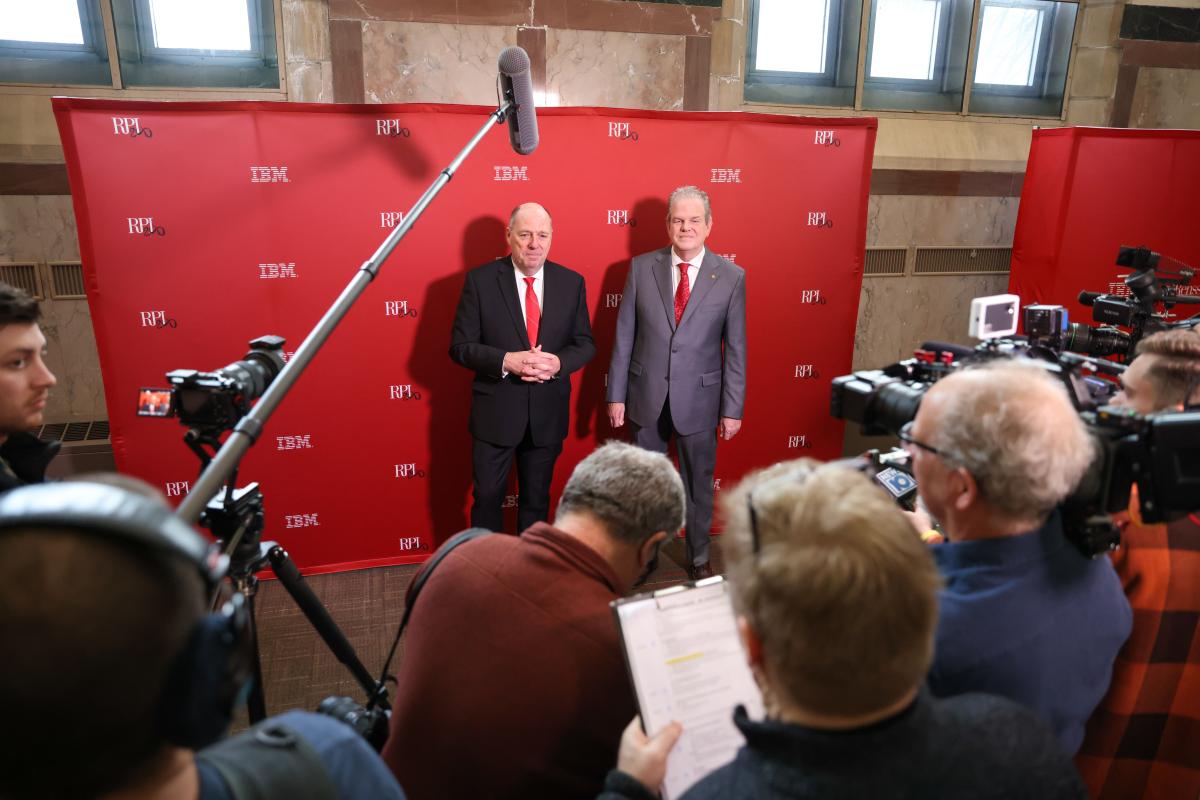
[641,531,668,565]
[738,615,763,667]
[952,467,979,512]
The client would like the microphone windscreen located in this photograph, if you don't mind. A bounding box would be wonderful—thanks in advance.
[498,46,539,155]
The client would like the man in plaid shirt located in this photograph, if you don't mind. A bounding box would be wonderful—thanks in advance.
[1076,328,1200,798]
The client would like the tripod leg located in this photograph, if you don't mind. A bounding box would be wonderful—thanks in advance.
[243,588,267,723]
[267,545,390,710]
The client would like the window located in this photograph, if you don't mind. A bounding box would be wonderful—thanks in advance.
[0,0,111,85]
[744,0,1078,117]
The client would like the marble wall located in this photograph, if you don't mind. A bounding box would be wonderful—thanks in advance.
[1130,67,1200,127]
[361,21,518,104]
[546,29,687,109]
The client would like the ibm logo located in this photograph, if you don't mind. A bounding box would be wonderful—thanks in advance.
[389,384,421,400]
[800,290,824,305]
[1105,282,1130,297]
[128,217,165,236]
[381,211,405,228]
[814,130,841,147]
[285,513,319,529]
[502,494,519,509]
[607,121,638,141]
[250,166,289,183]
[787,435,812,449]
[112,117,151,137]
[165,481,190,497]
[710,168,742,183]
[717,253,737,263]
[394,463,426,478]
[258,262,297,279]
[385,300,417,318]
[139,310,175,328]
[807,212,833,228]
[607,210,635,226]
[493,166,529,181]
[794,364,818,378]
[604,293,622,308]
[276,435,313,450]
[375,119,411,137]
[398,537,426,551]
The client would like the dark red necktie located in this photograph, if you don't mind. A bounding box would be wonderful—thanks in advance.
[524,276,540,345]
[674,263,691,325]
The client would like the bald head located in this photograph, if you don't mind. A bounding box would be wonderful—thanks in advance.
[920,360,1094,520]
[507,203,553,275]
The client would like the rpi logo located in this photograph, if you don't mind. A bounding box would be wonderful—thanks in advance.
[502,494,518,508]
[712,478,722,491]
[398,537,430,552]
[788,435,812,449]
[718,253,737,263]
[800,290,825,305]
[381,211,405,228]
[608,121,638,141]
[276,435,313,450]
[385,300,418,318]
[258,263,297,279]
[112,117,152,138]
[285,513,320,529]
[807,212,834,228]
[604,293,622,308]
[794,364,819,378]
[493,166,529,181]
[389,384,422,400]
[281,350,296,363]
[814,130,841,147]
[165,481,190,497]
[250,166,289,183]
[376,119,411,137]
[139,310,176,328]
[128,217,166,236]
[710,168,742,183]
[607,210,636,227]
[394,463,427,478]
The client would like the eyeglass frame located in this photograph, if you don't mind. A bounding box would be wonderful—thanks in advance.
[897,420,945,458]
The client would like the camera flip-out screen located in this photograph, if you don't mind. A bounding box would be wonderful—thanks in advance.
[137,387,172,417]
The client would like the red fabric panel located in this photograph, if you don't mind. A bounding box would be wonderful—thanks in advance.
[53,99,876,572]
[1010,128,1200,328]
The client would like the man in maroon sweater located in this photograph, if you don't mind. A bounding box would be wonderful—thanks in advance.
[382,442,686,800]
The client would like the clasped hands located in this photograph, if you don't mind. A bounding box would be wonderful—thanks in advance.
[503,346,560,382]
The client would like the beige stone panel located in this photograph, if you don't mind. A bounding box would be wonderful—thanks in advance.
[873,117,1033,172]
[1130,68,1200,128]
[866,195,1020,248]
[1070,47,1122,99]
[41,297,107,422]
[0,94,63,152]
[1127,0,1200,6]
[1078,3,1124,48]
[710,18,743,78]
[287,60,334,103]
[547,30,685,111]
[713,75,745,110]
[1065,97,1111,126]
[362,21,517,104]
[282,0,331,62]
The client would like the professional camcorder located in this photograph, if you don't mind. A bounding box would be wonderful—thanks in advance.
[831,293,1200,555]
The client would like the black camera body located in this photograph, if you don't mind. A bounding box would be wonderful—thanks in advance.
[164,335,286,433]
[316,695,390,752]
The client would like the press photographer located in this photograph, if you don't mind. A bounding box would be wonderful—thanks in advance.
[899,359,1131,755]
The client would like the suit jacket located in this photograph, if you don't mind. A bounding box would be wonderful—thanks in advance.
[607,247,746,436]
[450,258,595,447]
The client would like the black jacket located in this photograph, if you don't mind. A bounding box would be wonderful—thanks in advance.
[0,431,58,493]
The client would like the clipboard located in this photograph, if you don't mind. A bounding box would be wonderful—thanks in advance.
[611,576,764,799]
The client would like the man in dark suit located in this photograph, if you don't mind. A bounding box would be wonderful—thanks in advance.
[451,203,595,532]
[606,186,747,579]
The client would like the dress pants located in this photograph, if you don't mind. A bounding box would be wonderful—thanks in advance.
[471,426,562,533]
[630,397,717,567]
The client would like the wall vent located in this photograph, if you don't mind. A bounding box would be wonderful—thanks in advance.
[49,262,86,298]
[914,247,1011,275]
[864,248,907,276]
[0,263,42,298]
[35,420,110,443]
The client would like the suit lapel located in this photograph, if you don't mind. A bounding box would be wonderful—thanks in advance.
[540,262,566,347]
[495,259,530,349]
[678,251,720,329]
[653,249,676,331]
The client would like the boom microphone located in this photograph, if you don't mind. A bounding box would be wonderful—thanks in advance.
[497,46,539,155]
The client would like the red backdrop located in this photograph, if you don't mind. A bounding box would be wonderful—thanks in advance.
[1010,127,1200,324]
[54,99,876,573]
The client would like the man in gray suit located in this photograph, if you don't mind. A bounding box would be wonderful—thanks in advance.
[606,186,747,579]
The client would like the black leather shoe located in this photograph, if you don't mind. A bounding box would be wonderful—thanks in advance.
[689,562,714,580]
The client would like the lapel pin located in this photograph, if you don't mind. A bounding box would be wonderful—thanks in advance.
[710,273,716,279]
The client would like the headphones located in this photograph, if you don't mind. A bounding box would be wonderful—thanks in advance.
[0,481,253,749]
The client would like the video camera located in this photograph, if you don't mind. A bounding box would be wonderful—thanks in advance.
[831,293,1200,555]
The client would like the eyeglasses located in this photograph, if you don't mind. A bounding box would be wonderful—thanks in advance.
[897,421,944,458]
[746,466,814,556]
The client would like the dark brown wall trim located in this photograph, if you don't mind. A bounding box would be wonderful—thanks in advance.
[0,164,70,195]
[330,20,366,104]
[683,35,711,111]
[329,0,719,36]
[870,169,1024,197]
[1108,39,1200,126]
[516,26,547,98]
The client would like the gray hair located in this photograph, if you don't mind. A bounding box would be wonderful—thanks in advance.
[508,202,552,230]
[666,186,712,224]
[556,442,685,545]
[929,359,1095,520]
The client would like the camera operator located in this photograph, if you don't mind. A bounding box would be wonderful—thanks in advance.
[1076,328,1200,798]
[0,479,406,800]
[601,461,1086,799]
[0,281,58,492]
[900,359,1131,755]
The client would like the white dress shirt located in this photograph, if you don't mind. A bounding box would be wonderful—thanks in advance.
[670,247,704,295]
[513,260,544,325]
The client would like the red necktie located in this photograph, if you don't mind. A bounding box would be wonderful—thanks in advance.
[674,263,691,325]
[524,276,540,346]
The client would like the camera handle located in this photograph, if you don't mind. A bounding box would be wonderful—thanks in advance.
[175,100,513,525]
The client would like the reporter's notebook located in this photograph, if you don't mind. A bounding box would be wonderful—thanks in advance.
[611,577,764,799]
